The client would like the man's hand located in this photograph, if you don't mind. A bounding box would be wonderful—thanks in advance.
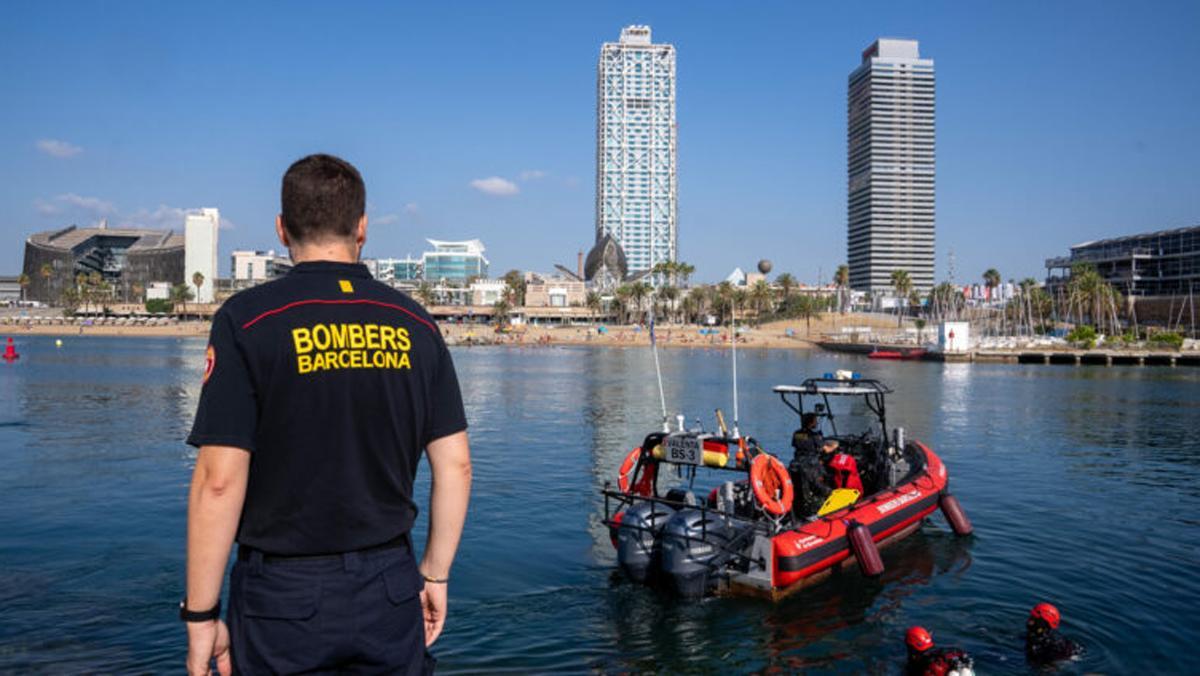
[186,619,231,675]
[419,583,447,646]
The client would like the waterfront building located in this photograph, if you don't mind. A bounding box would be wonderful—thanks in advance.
[525,273,586,308]
[22,224,184,304]
[470,279,507,306]
[847,38,936,294]
[596,25,677,278]
[370,256,423,283]
[0,276,20,303]
[184,208,220,302]
[231,249,292,287]
[583,233,630,292]
[422,239,488,284]
[1045,224,1200,297]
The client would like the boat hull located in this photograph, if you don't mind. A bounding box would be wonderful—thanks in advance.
[761,442,948,596]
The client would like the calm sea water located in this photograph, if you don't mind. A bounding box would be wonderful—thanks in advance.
[1,336,1198,673]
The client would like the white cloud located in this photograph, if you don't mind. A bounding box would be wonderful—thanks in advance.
[122,205,236,230]
[374,213,400,225]
[519,169,547,181]
[470,176,519,196]
[37,193,116,215]
[36,138,83,158]
[403,202,420,215]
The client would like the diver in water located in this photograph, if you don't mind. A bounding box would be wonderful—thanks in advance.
[905,626,975,676]
[1025,602,1083,665]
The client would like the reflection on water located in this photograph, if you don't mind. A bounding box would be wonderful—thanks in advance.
[1,338,1198,672]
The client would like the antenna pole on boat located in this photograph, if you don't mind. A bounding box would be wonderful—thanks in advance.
[650,305,670,433]
[731,301,740,439]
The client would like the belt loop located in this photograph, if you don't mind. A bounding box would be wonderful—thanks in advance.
[343,551,362,573]
[249,549,264,576]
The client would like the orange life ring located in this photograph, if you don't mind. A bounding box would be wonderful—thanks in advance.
[750,454,794,516]
[617,447,656,495]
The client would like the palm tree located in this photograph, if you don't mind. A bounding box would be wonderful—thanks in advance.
[890,269,912,326]
[492,298,511,326]
[749,279,772,322]
[677,262,695,288]
[170,283,194,318]
[614,284,633,324]
[658,285,679,323]
[17,273,30,303]
[629,282,651,323]
[776,273,797,306]
[834,264,850,314]
[982,268,1001,302]
[414,282,435,308]
[585,291,602,323]
[715,281,735,324]
[501,269,526,306]
[792,294,822,336]
[192,271,205,304]
[1067,263,1121,335]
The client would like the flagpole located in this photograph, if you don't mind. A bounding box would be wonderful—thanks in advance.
[731,301,740,439]
[650,305,669,433]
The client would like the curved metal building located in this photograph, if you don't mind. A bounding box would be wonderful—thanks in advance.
[22,225,185,304]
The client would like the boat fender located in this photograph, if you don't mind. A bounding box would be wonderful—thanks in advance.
[939,493,973,536]
[617,447,656,495]
[609,511,623,548]
[749,454,793,517]
[847,521,884,577]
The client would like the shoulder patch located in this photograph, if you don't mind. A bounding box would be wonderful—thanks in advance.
[339,280,354,293]
[203,345,216,384]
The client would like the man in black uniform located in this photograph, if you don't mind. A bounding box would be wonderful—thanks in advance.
[789,413,837,517]
[182,154,472,675]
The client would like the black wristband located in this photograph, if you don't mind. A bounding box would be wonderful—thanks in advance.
[179,598,221,623]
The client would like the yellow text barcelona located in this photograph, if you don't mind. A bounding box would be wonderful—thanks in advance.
[292,323,412,374]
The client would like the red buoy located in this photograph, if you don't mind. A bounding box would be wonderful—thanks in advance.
[847,521,884,577]
[940,493,973,536]
[2,337,17,362]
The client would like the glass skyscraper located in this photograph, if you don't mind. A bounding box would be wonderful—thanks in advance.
[847,39,935,294]
[596,25,677,278]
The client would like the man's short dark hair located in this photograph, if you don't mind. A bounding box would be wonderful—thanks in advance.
[281,154,366,243]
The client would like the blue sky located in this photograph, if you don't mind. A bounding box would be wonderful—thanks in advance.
[2,1,1198,284]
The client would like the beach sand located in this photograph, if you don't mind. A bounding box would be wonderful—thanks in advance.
[1,313,899,348]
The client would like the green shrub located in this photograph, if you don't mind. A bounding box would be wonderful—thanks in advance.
[1149,331,1184,350]
[145,298,174,314]
[1066,325,1097,348]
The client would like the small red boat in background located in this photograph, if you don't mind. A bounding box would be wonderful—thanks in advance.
[868,348,927,361]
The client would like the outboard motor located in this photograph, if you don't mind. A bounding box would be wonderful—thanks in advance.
[660,508,733,599]
[617,501,675,583]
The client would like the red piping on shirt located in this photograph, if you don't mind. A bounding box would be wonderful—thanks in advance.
[241,299,438,333]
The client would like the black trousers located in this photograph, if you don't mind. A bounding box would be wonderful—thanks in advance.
[228,543,435,675]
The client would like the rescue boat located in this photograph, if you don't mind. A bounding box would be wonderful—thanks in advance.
[601,376,972,600]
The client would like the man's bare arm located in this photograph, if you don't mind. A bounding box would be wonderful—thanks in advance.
[418,430,471,646]
[185,445,250,675]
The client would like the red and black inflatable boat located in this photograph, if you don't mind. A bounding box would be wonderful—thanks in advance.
[601,376,972,600]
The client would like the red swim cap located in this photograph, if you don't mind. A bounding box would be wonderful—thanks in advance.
[1030,602,1061,629]
[906,626,933,652]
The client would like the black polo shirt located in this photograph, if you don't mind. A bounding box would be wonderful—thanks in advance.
[187,260,467,555]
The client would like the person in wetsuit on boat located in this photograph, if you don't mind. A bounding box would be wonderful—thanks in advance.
[789,413,840,517]
[905,626,975,676]
[1025,603,1083,666]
